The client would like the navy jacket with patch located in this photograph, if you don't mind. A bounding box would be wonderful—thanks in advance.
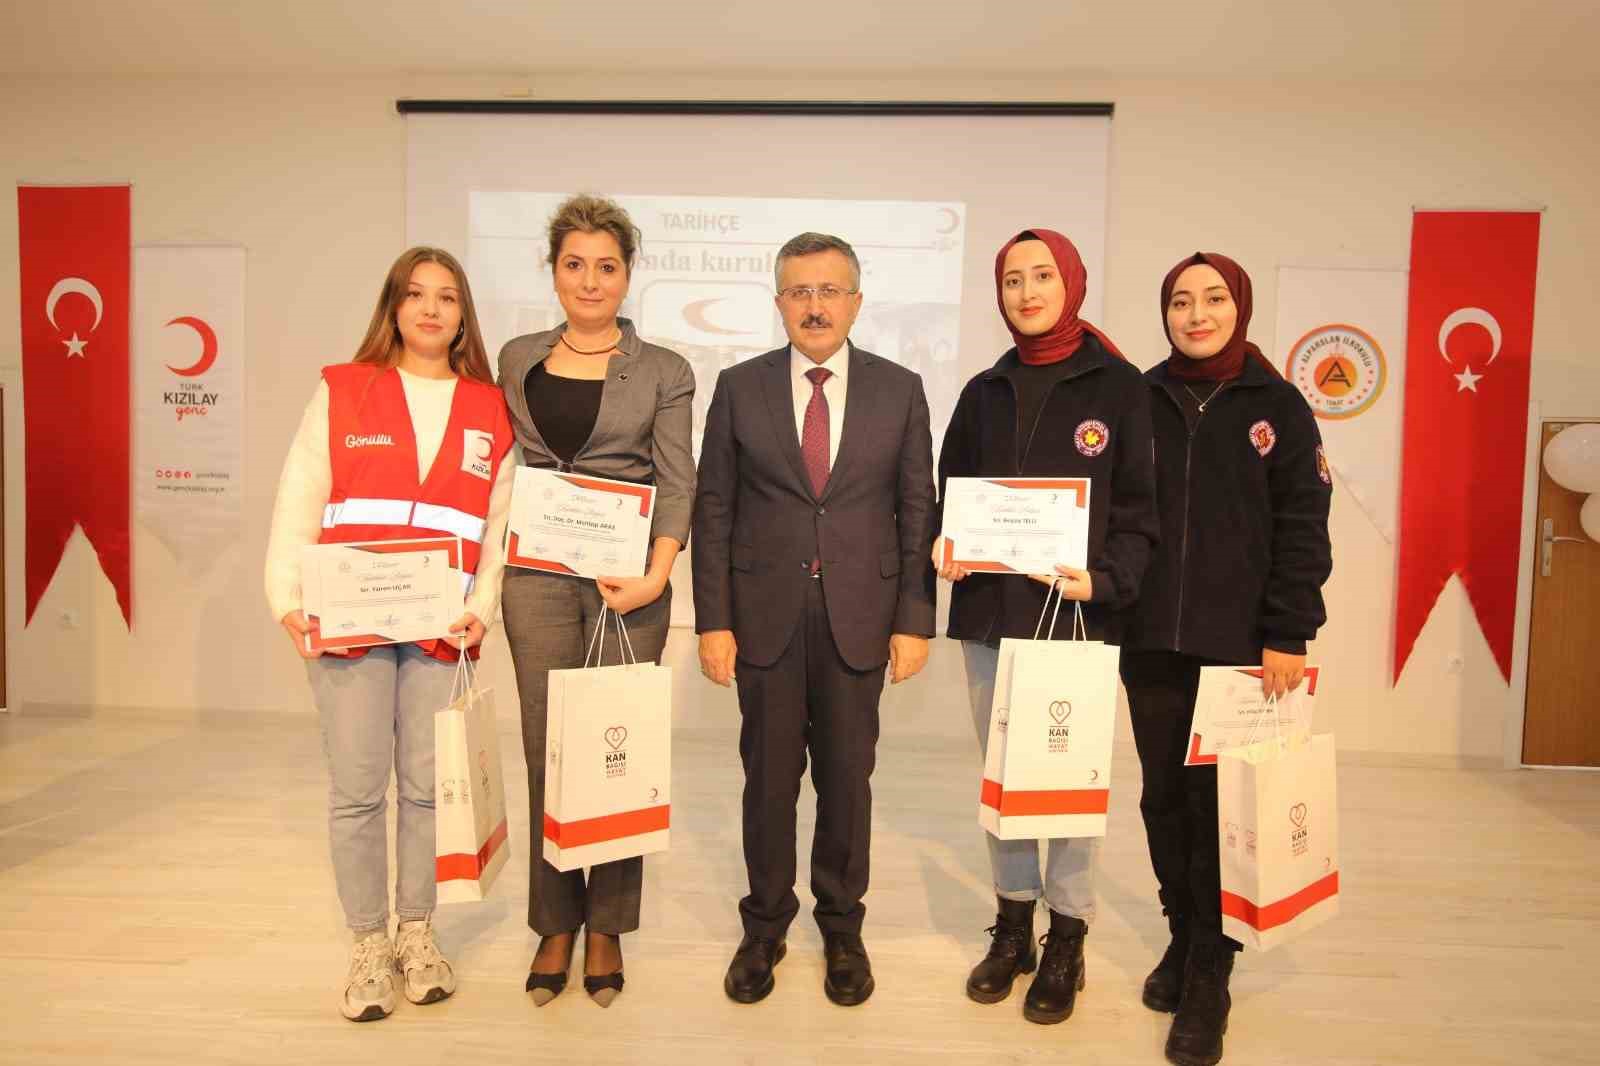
[1121,357,1333,663]
[936,334,1159,643]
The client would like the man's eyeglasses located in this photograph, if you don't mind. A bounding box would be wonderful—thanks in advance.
[778,285,859,304]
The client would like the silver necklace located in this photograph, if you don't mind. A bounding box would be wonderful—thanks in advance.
[1184,382,1227,412]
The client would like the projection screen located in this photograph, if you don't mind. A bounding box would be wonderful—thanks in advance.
[404,103,1112,626]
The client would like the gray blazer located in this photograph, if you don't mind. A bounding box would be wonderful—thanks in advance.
[497,318,696,546]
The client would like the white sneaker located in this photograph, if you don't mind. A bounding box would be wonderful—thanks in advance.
[341,932,399,1022]
[395,919,456,1005]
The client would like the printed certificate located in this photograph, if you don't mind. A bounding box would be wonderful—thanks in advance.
[505,467,656,579]
[939,477,1092,574]
[300,537,464,652]
[1185,665,1321,765]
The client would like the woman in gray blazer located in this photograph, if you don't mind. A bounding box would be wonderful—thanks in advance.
[498,195,695,1008]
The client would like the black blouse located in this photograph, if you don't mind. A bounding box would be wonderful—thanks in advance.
[526,362,604,463]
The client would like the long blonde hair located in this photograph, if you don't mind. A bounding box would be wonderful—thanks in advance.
[352,247,494,384]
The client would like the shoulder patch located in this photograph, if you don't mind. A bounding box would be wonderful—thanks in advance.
[1315,444,1332,485]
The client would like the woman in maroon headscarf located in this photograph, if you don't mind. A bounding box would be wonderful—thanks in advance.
[933,229,1158,1025]
[1120,253,1332,1066]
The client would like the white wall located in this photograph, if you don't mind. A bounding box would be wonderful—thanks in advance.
[2,73,1595,763]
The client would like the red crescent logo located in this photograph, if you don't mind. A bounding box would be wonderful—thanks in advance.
[165,316,219,376]
[682,298,753,336]
[474,436,492,460]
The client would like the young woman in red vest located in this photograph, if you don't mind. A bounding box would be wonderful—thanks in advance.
[264,247,515,1022]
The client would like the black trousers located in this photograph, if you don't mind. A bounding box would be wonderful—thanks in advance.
[734,576,883,940]
[1120,649,1240,949]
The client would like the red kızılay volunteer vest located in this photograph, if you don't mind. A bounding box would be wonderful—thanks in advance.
[319,362,514,662]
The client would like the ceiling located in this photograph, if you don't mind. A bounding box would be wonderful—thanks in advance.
[2,0,1596,83]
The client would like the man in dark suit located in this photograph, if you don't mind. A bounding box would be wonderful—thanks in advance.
[693,232,937,1007]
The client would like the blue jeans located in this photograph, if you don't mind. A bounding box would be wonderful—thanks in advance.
[962,640,1098,921]
[306,644,457,934]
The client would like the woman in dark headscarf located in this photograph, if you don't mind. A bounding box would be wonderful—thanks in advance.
[934,229,1158,1026]
[1121,252,1332,1066]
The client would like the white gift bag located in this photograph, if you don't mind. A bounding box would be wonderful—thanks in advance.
[435,649,510,903]
[543,607,672,873]
[978,592,1119,840]
[1218,698,1340,950]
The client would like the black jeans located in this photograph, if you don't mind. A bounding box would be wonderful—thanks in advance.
[1120,649,1241,949]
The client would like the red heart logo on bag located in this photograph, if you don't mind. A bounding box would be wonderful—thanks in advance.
[1290,803,1308,827]
[1048,700,1071,724]
[604,726,628,751]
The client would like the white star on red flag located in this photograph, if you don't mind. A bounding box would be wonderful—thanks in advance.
[1453,365,1483,392]
[62,332,88,358]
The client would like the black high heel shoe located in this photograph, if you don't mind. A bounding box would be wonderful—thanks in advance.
[584,933,624,1008]
[525,933,575,1006]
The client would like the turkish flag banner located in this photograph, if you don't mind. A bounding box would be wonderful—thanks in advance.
[1394,211,1540,683]
[17,185,132,625]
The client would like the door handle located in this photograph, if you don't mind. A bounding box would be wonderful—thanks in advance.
[1541,517,1590,577]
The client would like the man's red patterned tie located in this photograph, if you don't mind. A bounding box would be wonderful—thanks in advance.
[801,366,833,496]
[801,366,832,575]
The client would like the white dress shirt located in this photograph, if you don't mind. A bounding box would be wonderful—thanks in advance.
[789,341,849,467]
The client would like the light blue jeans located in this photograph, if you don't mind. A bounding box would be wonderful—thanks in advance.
[306,644,457,934]
[963,640,1098,921]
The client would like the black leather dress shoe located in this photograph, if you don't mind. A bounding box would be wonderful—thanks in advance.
[823,932,875,1006]
[724,935,786,1004]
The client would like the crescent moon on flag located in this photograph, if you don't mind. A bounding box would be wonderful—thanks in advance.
[45,277,104,332]
[1437,307,1502,366]
[682,298,752,336]
[165,316,219,376]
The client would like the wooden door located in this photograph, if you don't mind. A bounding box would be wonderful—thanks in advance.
[1,386,6,711]
[1523,420,1600,766]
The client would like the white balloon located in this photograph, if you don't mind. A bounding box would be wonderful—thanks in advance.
[1583,494,1600,543]
[1543,424,1600,494]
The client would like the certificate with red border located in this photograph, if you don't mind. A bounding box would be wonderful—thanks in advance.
[939,477,1091,574]
[505,467,656,579]
[300,537,464,652]
[1185,666,1321,766]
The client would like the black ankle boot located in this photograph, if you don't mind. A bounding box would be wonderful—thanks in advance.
[1165,938,1235,1066]
[1143,910,1190,1013]
[965,897,1036,1004]
[1022,910,1086,1025]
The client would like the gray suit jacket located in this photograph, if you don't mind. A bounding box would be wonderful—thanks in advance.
[497,319,696,546]
[691,343,937,671]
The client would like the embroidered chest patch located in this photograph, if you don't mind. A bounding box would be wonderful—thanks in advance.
[1074,419,1110,458]
[461,428,494,480]
[1249,420,1277,458]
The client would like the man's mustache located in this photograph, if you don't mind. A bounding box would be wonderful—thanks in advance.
[801,314,831,329]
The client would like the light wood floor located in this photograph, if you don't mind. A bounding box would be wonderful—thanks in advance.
[3,645,1598,1065]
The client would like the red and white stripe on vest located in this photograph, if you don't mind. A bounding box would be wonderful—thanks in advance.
[319,362,513,661]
